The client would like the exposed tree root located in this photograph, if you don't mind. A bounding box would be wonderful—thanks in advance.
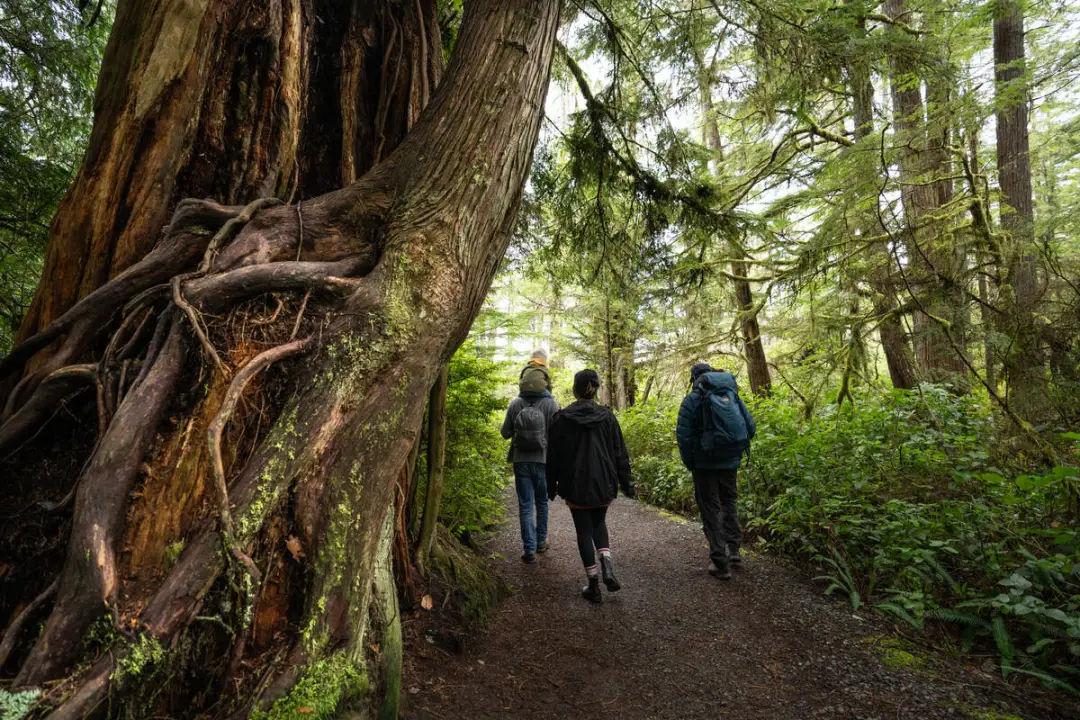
[173,274,229,376]
[0,577,57,670]
[0,199,240,396]
[0,364,96,458]
[15,325,187,686]
[209,336,314,583]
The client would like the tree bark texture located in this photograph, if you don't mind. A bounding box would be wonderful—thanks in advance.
[993,0,1047,417]
[0,0,560,716]
[12,0,441,365]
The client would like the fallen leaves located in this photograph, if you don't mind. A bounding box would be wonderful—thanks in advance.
[286,535,304,560]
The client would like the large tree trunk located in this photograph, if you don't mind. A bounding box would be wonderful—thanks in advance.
[12,0,438,359]
[883,0,967,386]
[0,0,559,716]
[847,9,918,390]
[993,0,1047,418]
[731,260,771,395]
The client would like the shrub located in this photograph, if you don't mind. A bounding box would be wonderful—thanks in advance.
[744,385,1080,691]
[619,403,695,513]
[438,341,511,541]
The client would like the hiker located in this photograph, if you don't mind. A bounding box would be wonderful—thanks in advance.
[546,369,636,603]
[519,348,553,393]
[500,350,560,564]
[676,363,756,580]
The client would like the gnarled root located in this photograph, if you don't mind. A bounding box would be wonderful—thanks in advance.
[14,324,187,686]
[209,336,315,583]
[0,364,96,459]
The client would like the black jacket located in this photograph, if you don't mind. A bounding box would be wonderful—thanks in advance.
[546,400,634,507]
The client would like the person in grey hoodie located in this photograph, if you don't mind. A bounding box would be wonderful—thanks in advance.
[500,362,560,563]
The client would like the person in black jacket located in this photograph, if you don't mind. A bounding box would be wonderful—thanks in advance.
[547,369,636,603]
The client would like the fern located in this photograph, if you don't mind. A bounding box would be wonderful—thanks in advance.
[925,607,990,630]
[0,689,41,720]
[1008,667,1080,697]
[992,617,1015,677]
[875,602,924,630]
[814,548,863,610]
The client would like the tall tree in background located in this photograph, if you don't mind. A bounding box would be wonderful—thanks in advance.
[0,0,110,353]
[993,0,1046,417]
[0,1,559,717]
[689,33,772,396]
[847,3,918,390]
[883,0,967,385]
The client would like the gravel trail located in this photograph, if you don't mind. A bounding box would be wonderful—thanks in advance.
[402,494,1074,720]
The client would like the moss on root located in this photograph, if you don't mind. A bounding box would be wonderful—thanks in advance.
[110,633,167,683]
[249,652,369,720]
[373,511,403,720]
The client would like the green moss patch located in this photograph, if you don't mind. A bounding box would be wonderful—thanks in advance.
[250,652,368,720]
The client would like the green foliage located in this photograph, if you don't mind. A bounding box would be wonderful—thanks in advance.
[0,0,113,351]
[437,339,512,540]
[111,632,166,683]
[741,386,1080,690]
[430,525,511,628]
[619,403,695,513]
[0,689,40,720]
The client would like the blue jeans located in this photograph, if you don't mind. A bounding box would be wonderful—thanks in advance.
[513,462,548,554]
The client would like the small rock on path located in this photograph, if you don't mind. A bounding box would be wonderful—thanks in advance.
[403,494,1072,719]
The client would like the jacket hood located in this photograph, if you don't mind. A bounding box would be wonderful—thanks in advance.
[559,399,609,426]
[695,371,739,394]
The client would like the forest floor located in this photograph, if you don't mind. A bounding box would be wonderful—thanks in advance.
[401,494,1075,720]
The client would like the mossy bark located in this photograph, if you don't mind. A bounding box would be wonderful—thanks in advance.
[0,0,561,717]
[415,364,448,570]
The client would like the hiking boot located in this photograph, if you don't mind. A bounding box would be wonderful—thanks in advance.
[536,540,549,553]
[581,576,603,603]
[522,552,538,564]
[728,545,743,565]
[600,555,621,592]
[709,562,732,580]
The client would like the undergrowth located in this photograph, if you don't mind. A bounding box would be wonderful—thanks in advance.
[621,385,1080,695]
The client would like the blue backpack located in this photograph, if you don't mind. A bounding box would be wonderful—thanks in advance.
[697,382,750,459]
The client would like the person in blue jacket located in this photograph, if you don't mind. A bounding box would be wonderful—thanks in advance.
[676,363,755,579]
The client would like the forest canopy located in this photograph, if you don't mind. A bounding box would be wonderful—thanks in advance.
[0,0,1079,717]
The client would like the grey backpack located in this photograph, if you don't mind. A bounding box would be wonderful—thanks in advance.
[513,399,547,452]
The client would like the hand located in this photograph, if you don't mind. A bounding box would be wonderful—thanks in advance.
[623,483,637,500]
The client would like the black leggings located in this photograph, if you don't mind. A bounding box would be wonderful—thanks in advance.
[569,507,610,569]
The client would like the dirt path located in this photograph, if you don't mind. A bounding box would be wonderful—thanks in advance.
[402,495,1073,720]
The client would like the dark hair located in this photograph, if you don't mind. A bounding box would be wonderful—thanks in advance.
[573,369,601,399]
[689,362,713,383]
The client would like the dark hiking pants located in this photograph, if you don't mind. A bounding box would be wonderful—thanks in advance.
[692,468,741,568]
[569,506,610,570]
